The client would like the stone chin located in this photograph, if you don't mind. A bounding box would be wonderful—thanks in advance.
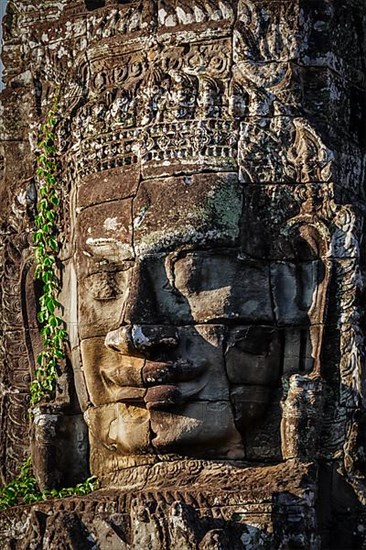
[84,399,245,462]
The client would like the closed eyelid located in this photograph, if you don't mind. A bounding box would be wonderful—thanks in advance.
[172,253,234,290]
[84,270,130,301]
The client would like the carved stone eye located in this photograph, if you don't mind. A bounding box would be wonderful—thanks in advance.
[84,271,127,301]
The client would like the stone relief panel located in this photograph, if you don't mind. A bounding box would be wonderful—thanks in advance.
[3,0,362,477]
[0,189,32,482]
[70,163,339,478]
[0,5,365,546]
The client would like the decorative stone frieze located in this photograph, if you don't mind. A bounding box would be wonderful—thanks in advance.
[0,0,365,547]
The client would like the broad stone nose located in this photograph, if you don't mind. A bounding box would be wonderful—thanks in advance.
[121,260,161,325]
[105,325,179,356]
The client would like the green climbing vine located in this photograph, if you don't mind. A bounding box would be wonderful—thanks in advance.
[0,457,99,510]
[30,93,67,405]
[0,95,99,510]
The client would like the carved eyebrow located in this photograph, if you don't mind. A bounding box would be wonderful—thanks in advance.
[83,237,135,263]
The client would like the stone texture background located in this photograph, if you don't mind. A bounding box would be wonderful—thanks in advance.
[0,1,365,548]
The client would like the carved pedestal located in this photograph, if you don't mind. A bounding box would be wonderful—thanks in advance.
[0,461,321,548]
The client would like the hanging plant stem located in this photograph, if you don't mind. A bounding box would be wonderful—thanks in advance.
[30,94,67,405]
[0,94,99,510]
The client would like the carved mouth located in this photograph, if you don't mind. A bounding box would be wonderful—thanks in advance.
[144,384,184,410]
[144,382,205,410]
[142,359,204,385]
[102,359,206,409]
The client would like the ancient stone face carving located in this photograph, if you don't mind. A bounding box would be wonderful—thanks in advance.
[27,5,334,480]
[1,2,366,548]
[3,0,362,489]
[72,160,325,476]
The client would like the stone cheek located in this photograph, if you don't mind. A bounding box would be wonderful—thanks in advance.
[225,327,282,386]
[80,338,145,406]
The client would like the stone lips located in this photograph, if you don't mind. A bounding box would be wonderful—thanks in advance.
[0,1,366,546]
[104,324,206,409]
[100,325,207,409]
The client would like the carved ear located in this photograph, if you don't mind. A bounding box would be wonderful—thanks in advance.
[291,225,322,260]
[287,223,331,381]
[287,223,330,321]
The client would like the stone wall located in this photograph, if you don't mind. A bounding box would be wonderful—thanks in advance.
[0,1,365,548]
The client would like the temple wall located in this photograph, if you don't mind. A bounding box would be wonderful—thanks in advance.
[0,1,365,548]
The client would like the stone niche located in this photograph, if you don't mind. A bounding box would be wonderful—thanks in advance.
[0,0,365,548]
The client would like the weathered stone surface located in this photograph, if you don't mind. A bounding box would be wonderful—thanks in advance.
[244,401,283,462]
[283,328,314,376]
[281,375,323,461]
[85,402,151,456]
[270,260,323,326]
[77,165,140,210]
[133,173,242,255]
[174,254,274,323]
[225,326,282,386]
[0,0,365,547]
[150,401,243,459]
[239,116,364,186]
[231,385,274,431]
[81,337,145,406]
[32,406,89,490]
[77,199,134,264]
[0,461,322,549]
